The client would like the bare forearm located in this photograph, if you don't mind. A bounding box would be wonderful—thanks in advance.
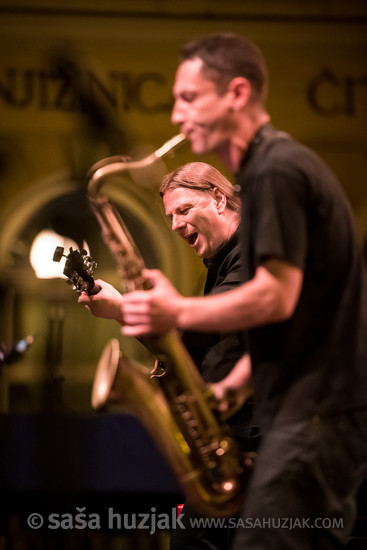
[222,353,252,392]
[121,263,303,337]
[211,353,252,419]
[177,265,300,332]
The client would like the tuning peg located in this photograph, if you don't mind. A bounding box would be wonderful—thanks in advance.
[53,246,65,262]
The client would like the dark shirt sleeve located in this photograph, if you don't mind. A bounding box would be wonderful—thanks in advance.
[251,167,309,270]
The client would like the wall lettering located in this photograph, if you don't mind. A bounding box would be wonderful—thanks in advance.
[0,67,173,114]
[1,66,366,118]
[307,67,367,117]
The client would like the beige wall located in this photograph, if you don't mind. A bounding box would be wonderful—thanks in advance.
[0,1,366,410]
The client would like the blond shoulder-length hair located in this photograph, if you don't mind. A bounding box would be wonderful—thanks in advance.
[160,162,241,214]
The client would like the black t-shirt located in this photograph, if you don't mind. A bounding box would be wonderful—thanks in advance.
[237,123,367,427]
[183,230,254,433]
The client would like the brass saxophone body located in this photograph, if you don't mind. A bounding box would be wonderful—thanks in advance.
[87,136,252,517]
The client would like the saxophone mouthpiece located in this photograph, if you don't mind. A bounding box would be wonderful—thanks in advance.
[154,133,187,159]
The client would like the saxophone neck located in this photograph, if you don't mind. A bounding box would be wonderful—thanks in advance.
[153,133,187,159]
[87,133,187,197]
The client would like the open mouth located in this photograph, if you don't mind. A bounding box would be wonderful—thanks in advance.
[187,232,198,246]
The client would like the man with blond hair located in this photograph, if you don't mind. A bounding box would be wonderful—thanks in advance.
[79,161,259,550]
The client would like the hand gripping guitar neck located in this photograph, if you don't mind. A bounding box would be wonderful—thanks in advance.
[52,246,101,296]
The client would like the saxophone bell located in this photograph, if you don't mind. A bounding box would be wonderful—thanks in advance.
[91,338,120,409]
[91,339,252,517]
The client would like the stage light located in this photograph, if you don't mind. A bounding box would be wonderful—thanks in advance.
[29,230,78,279]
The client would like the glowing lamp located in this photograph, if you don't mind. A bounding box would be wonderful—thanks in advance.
[30,230,78,279]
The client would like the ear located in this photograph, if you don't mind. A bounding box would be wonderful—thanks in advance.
[226,77,252,110]
[213,189,227,214]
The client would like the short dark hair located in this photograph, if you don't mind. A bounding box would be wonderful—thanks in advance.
[181,32,268,104]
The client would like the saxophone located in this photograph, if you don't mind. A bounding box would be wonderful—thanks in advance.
[87,135,253,517]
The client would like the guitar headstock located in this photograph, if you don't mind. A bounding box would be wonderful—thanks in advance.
[53,246,97,295]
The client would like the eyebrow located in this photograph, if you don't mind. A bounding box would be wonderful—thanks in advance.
[165,202,194,218]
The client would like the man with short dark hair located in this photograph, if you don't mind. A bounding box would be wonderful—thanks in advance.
[122,33,367,550]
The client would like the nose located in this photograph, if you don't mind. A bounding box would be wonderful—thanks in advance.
[171,99,185,126]
[171,214,185,232]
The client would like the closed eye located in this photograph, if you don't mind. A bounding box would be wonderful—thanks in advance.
[166,205,192,226]
[180,92,197,103]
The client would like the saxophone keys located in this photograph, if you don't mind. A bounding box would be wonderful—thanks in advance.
[150,359,167,378]
[215,438,231,456]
